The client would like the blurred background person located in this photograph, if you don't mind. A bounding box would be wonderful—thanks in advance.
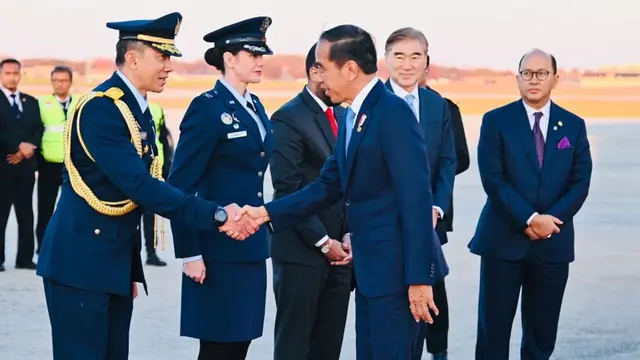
[0,58,42,272]
[35,65,77,259]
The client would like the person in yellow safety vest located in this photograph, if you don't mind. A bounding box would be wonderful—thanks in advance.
[143,101,174,266]
[36,66,78,256]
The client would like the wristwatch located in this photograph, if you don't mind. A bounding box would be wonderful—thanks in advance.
[320,239,333,254]
[214,206,228,227]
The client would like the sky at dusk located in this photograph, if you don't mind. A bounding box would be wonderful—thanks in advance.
[0,0,636,70]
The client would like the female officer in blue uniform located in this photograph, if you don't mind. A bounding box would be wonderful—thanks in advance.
[167,16,274,360]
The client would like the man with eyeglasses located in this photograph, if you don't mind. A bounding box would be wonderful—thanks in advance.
[468,49,593,360]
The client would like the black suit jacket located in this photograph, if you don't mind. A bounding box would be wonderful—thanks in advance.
[269,87,346,266]
[425,87,470,233]
[0,91,43,174]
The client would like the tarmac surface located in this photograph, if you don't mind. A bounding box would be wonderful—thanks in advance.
[1,117,640,359]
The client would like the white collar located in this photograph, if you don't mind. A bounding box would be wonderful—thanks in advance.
[389,79,419,101]
[115,70,148,113]
[305,86,328,112]
[522,99,551,119]
[349,77,380,115]
[219,78,254,107]
[1,86,20,100]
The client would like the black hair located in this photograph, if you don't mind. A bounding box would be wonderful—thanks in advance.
[305,43,317,78]
[51,65,73,81]
[518,51,558,75]
[204,44,244,74]
[115,40,146,66]
[0,58,21,69]
[318,25,377,75]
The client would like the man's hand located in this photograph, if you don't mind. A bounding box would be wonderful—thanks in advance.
[18,142,36,159]
[331,233,353,266]
[529,214,563,238]
[183,259,206,284]
[524,226,542,240]
[132,282,138,299]
[219,203,260,240]
[236,205,270,225]
[432,208,439,229]
[6,151,24,165]
[408,285,439,324]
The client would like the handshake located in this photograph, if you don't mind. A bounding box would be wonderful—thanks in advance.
[218,203,270,240]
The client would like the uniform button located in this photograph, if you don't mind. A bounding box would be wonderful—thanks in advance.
[258,171,263,177]
[260,152,265,157]
[345,201,350,206]
[257,192,263,198]
[136,225,140,230]
[94,229,101,235]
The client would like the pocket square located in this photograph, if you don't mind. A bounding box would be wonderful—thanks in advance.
[557,136,571,149]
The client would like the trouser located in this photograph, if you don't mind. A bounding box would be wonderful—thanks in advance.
[475,256,569,360]
[0,167,35,265]
[198,340,252,360]
[272,260,352,360]
[36,156,63,253]
[43,278,134,360]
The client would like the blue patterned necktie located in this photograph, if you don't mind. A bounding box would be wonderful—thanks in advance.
[404,94,418,120]
[533,112,545,168]
[344,106,356,153]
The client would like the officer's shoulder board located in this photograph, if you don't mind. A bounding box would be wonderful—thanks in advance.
[200,89,219,100]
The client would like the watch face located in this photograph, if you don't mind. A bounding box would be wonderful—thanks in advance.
[215,208,228,223]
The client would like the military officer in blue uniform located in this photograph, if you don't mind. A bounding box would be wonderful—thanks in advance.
[167,16,275,360]
[36,12,257,360]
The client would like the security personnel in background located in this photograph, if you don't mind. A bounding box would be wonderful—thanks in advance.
[167,16,274,360]
[36,65,78,257]
[35,12,258,359]
[142,101,173,266]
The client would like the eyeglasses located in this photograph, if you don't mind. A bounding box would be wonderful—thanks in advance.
[519,70,550,81]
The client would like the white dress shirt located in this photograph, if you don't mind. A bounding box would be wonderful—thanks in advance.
[523,99,551,226]
[1,87,23,112]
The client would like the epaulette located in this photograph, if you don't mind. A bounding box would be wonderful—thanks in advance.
[103,87,125,100]
[201,90,218,99]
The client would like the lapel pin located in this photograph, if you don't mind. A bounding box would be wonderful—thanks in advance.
[356,126,362,132]
[553,126,558,131]
[232,112,240,122]
[229,100,235,104]
[221,113,233,125]
[233,123,239,129]
[558,121,563,126]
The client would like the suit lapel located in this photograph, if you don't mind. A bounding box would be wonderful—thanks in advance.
[343,81,383,185]
[251,94,273,152]
[214,81,265,148]
[513,101,541,173]
[541,102,563,176]
[300,88,335,149]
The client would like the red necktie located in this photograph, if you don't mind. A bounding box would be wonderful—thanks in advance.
[325,107,338,138]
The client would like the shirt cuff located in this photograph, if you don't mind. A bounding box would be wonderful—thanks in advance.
[526,212,539,226]
[183,255,203,263]
[315,235,329,247]
[433,206,444,219]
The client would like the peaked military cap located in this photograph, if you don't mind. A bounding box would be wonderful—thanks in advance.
[106,12,183,57]
[203,16,273,55]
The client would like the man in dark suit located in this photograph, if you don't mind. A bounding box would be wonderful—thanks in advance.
[415,53,471,360]
[469,49,593,360]
[0,58,43,271]
[269,43,351,360]
[239,24,449,359]
[381,28,457,360]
